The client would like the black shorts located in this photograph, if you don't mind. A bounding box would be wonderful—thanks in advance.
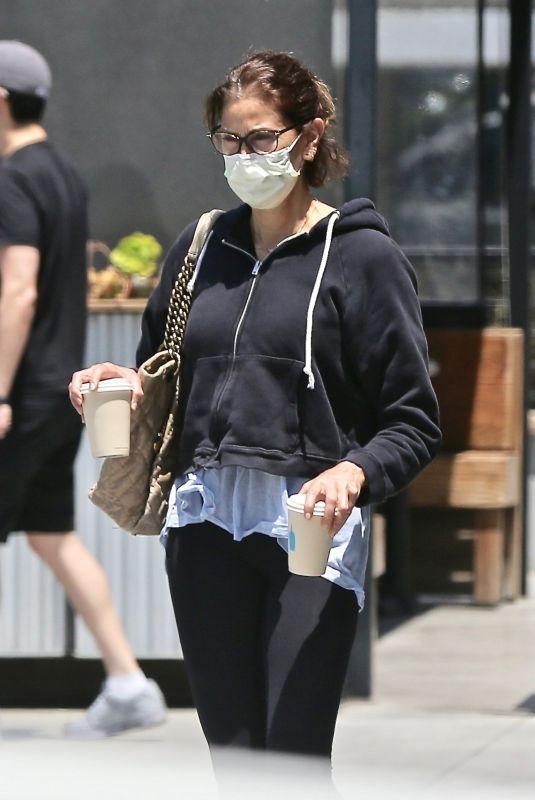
[0,393,82,543]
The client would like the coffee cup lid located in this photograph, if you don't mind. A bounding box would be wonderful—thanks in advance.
[80,378,133,394]
[287,493,325,516]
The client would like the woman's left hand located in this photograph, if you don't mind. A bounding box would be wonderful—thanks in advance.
[299,461,366,538]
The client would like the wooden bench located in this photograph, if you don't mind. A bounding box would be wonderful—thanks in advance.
[409,328,524,604]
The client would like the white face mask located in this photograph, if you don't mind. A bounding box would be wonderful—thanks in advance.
[223,135,302,210]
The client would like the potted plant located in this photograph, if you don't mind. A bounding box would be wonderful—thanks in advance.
[109,232,163,298]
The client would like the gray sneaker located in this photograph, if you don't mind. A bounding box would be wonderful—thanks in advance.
[63,679,167,738]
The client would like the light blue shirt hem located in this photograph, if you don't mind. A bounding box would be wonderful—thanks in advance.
[161,467,370,609]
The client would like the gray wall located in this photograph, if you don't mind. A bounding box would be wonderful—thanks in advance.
[4,0,338,252]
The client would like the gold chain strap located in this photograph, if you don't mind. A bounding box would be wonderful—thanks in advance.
[163,253,197,361]
[161,210,223,362]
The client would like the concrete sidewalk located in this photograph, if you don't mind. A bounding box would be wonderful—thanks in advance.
[2,589,534,800]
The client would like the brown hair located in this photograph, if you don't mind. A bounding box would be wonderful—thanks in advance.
[205,50,349,188]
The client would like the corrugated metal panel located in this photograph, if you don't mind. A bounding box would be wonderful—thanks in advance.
[0,537,66,655]
[0,310,180,659]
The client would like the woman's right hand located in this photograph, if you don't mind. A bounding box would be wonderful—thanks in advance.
[68,362,143,416]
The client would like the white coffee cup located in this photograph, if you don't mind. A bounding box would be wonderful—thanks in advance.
[80,378,133,458]
[287,493,332,576]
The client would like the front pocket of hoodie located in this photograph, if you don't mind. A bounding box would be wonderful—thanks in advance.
[180,355,232,457]
[297,368,343,459]
[213,355,303,454]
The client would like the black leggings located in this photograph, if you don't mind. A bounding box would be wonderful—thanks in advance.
[165,522,358,758]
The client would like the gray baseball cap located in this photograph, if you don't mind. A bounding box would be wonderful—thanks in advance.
[0,40,51,98]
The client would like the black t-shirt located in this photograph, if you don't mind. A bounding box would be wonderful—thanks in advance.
[0,140,88,398]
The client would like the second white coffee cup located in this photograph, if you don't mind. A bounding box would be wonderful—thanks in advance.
[287,493,332,577]
[81,378,133,458]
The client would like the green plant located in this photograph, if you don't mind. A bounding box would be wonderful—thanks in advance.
[110,232,162,278]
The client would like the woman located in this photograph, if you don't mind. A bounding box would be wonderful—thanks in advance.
[70,51,440,761]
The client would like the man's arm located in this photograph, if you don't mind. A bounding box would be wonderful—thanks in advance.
[0,244,39,437]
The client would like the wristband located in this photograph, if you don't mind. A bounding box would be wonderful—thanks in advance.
[0,397,10,406]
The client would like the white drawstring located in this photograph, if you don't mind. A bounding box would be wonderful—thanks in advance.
[187,230,214,293]
[303,211,340,389]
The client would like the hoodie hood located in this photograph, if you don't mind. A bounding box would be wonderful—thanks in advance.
[331,198,390,236]
[209,198,390,251]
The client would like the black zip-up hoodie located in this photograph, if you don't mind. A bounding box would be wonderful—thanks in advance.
[137,199,441,507]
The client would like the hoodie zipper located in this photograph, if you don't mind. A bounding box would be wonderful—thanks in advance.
[212,240,260,423]
[221,232,305,355]
[222,240,261,357]
[212,235,301,424]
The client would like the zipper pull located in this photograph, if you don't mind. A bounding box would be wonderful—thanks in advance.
[252,260,261,275]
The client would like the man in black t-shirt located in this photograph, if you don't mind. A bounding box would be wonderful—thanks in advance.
[0,41,166,736]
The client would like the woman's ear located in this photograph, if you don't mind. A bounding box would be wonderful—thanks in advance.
[303,117,325,161]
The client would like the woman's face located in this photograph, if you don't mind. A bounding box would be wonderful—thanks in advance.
[219,91,310,169]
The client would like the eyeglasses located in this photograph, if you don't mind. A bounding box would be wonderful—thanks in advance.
[207,124,300,156]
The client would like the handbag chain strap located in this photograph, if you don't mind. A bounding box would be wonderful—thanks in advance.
[163,254,196,362]
[162,210,223,362]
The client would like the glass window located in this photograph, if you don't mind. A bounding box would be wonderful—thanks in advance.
[377,1,480,303]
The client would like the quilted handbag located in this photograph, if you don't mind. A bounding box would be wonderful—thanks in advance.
[88,209,223,535]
